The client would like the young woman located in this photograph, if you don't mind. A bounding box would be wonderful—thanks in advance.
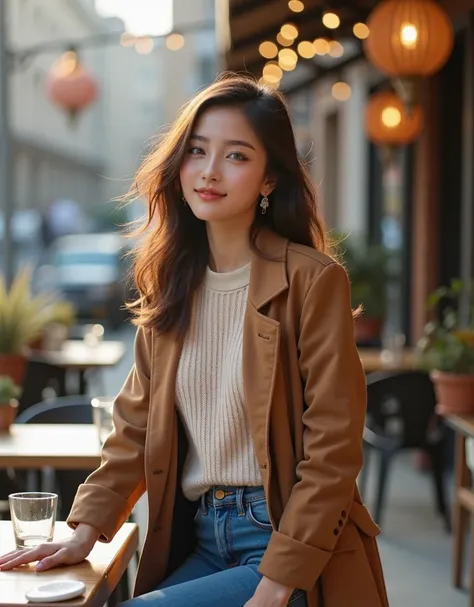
[0,75,388,607]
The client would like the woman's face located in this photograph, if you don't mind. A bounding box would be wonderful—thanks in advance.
[180,105,273,227]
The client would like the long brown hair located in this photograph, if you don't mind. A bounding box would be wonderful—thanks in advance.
[126,73,327,335]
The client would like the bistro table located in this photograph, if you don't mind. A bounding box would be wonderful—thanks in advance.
[0,424,101,470]
[31,340,126,394]
[442,413,474,606]
[0,521,138,607]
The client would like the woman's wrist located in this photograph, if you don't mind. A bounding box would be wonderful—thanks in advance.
[72,523,101,549]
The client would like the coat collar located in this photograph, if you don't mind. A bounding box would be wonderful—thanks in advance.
[249,229,289,310]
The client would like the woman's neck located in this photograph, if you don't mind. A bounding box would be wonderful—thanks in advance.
[206,223,252,273]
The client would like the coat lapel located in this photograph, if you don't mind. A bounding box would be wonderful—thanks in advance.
[243,230,289,469]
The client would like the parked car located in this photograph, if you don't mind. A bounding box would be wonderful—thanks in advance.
[33,233,135,329]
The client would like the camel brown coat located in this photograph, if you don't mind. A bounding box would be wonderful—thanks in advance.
[68,229,389,607]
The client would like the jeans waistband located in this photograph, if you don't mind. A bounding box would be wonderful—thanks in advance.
[199,486,266,515]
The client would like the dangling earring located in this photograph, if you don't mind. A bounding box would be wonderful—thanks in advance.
[260,194,269,215]
[182,194,187,206]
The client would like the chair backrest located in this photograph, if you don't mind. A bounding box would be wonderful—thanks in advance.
[366,370,440,449]
[15,395,93,425]
[18,360,67,415]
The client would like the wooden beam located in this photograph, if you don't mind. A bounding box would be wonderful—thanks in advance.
[283,49,363,96]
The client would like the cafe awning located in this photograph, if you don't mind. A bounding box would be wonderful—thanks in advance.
[223,0,467,94]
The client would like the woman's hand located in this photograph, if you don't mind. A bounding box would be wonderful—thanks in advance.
[244,576,294,607]
[0,523,100,572]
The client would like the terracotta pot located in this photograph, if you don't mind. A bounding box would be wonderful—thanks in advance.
[354,316,384,344]
[0,354,27,385]
[431,370,474,415]
[0,399,18,432]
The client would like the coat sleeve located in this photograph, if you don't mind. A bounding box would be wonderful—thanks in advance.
[258,262,367,591]
[66,325,151,542]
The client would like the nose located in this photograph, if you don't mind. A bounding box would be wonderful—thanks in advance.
[201,156,221,183]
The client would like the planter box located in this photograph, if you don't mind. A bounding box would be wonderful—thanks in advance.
[0,399,18,432]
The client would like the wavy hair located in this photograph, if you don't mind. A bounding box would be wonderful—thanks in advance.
[126,73,328,335]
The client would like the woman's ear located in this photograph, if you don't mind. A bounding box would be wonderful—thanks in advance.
[261,177,277,197]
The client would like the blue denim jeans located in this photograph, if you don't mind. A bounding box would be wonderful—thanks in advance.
[121,486,307,607]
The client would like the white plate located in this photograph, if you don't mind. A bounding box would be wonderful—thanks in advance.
[25,580,86,603]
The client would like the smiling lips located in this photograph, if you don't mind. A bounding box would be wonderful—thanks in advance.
[195,187,227,201]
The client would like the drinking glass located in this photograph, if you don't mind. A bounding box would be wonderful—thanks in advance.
[9,492,58,550]
[91,396,114,445]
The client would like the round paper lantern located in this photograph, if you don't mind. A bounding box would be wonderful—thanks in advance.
[46,50,98,121]
[363,0,454,77]
[365,90,423,146]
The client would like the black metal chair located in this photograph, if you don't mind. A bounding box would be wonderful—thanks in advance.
[18,360,67,416]
[358,370,451,532]
[16,396,94,518]
[15,395,136,603]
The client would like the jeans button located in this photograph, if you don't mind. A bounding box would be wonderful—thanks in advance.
[215,489,225,499]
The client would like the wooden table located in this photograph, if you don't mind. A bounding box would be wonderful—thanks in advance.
[0,425,101,469]
[443,414,474,606]
[31,341,126,394]
[358,347,417,374]
[0,521,138,607]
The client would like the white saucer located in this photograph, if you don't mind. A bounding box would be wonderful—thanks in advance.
[25,580,86,603]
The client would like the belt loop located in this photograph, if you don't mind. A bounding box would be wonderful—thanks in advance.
[236,487,245,516]
[201,491,208,515]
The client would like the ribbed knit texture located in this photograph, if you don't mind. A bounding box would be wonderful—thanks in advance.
[176,262,262,501]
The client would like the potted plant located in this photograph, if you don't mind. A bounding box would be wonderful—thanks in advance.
[338,237,391,344]
[0,376,22,432]
[417,279,474,414]
[0,268,56,383]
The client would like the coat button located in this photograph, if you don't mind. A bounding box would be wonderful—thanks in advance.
[153,469,163,475]
[341,510,347,518]
[153,524,162,532]
[333,528,339,536]
[259,464,267,470]
[338,520,344,527]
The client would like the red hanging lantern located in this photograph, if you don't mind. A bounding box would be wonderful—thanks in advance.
[46,50,98,122]
[365,90,423,165]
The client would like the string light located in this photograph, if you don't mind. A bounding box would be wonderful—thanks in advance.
[332,82,352,101]
[313,38,330,55]
[297,41,316,59]
[277,32,294,47]
[353,22,370,40]
[259,41,278,59]
[166,33,185,51]
[322,12,340,29]
[328,40,344,58]
[135,37,155,54]
[280,23,299,40]
[288,0,304,12]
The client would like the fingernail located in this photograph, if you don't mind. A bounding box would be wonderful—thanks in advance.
[36,563,44,571]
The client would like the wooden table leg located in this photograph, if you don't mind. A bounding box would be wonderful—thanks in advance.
[454,433,469,588]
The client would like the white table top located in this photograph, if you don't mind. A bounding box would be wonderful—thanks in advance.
[32,341,125,371]
[0,424,102,469]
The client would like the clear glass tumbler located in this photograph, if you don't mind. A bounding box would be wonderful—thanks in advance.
[91,396,115,445]
[9,492,58,550]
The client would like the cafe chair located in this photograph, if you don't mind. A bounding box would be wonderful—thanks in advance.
[18,360,67,416]
[15,395,137,604]
[358,370,451,532]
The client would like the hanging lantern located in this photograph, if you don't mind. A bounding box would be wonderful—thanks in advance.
[46,49,99,123]
[363,0,453,111]
[365,90,423,165]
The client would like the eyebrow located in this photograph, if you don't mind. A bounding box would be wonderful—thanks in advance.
[190,134,256,151]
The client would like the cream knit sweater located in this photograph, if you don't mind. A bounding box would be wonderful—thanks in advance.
[176,263,262,501]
